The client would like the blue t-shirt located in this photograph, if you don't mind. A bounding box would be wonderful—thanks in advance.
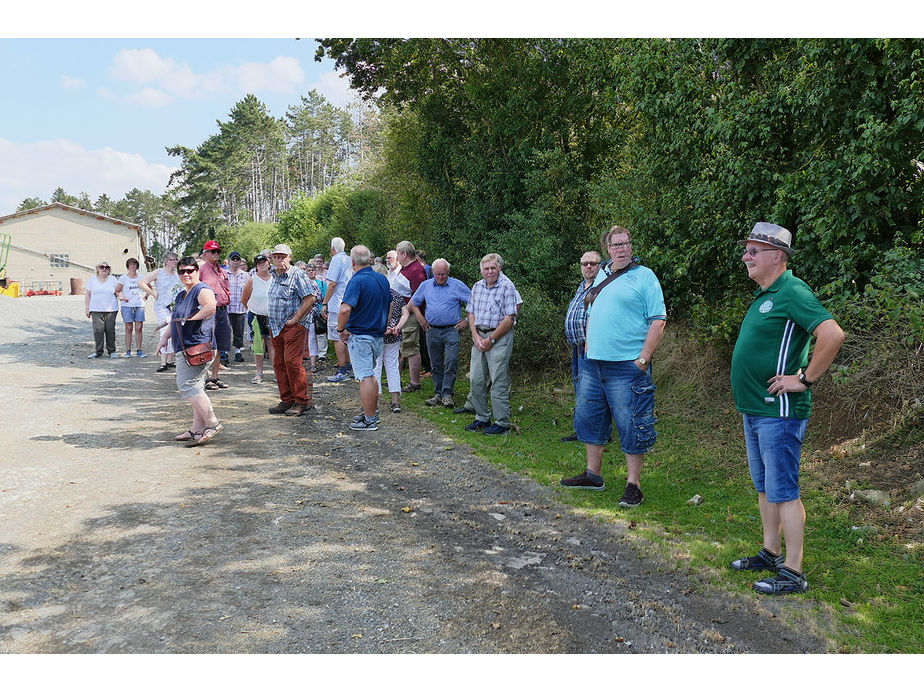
[342,266,391,336]
[585,263,666,361]
[411,277,471,326]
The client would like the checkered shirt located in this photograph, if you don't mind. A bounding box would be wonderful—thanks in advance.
[564,279,594,346]
[466,272,519,329]
[228,270,248,314]
[267,265,322,338]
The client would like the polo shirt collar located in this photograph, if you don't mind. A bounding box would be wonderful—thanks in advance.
[754,269,792,296]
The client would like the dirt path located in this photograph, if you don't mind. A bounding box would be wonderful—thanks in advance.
[0,295,828,653]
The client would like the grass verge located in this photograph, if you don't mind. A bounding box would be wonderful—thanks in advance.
[398,335,924,653]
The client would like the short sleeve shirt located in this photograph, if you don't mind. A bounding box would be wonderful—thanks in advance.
[116,273,144,308]
[86,275,120,312]
[325,251,353,313]
[267,265,322,338]
[731,270,833,419]
[466,272,519,328]
[228,270,249,314]
[564,279,594,346]
[411,277,471,326]
[342,266,391,336]
[585,263,666,361]
[198,261,230,306]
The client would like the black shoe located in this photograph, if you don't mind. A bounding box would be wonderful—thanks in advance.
[483,423,510,435]
[156,364,170,373]
[234,352,245,363]
[560,433,579,442]
[560,471,605,491]
[465,419,490,432]
[618,482,644,508]
[453,406,475,414]
[268,401,294,414]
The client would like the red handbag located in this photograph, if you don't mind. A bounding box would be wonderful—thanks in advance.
[172,291,215,366]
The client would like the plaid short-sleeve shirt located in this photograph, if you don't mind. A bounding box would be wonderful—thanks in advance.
[466,272,519,328]
[267,265,322,338]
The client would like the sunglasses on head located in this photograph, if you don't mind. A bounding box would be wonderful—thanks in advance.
[177,268,197,275]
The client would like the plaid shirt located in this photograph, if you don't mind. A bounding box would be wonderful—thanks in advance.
[228,270,248,314]
[564,278,594,346]
[267,265,322,338]
[466,272,519,329]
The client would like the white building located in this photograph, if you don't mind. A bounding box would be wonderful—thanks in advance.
[0,203,148,293]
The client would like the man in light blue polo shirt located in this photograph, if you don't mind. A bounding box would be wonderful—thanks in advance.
[560,225,667,508]
[410,258,471,408]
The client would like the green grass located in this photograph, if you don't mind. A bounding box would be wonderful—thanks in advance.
[400,367,924,653]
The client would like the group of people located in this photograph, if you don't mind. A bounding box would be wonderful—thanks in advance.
[85,221,845,596]
[556,222,844,597]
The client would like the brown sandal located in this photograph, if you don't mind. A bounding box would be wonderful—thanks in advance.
[175,430,195,441]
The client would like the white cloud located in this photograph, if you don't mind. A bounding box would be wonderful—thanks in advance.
[310,70,361,108]
[0,139,176,214]
[60,75,85,89]
[126,88,173,108]
[237,56,304,93]
[107,48,307,106]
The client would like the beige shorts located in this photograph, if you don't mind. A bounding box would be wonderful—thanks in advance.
[399,311,420,357]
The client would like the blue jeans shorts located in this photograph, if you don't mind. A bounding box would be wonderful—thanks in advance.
[742,413,808,503]
[120,306,145,322]
[347,334,384,380]
[574,359,657,455]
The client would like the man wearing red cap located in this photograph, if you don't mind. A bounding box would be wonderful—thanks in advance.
[729,222,844,595]
[198,240,233,390]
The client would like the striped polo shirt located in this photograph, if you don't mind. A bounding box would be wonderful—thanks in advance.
[731,270,833,419]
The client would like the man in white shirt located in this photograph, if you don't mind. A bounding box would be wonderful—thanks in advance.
[321,237,355,382]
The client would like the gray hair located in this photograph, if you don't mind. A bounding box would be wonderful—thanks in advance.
[163,250,178,263]
[331,237,346,253]
[480,253,503,270]
[295,260,307,269]
[433,258,450,272]
[396,240,417,257]
[350,244,372,267]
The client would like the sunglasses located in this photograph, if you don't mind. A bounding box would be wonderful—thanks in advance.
[98,266,110,270]
[581,261,600,267]
[177,268,197,275]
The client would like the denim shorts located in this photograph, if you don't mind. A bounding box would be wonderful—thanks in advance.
[347,334,384,379]
[120,305,145,322]
[742,413,808,503]
[574,359,657,454]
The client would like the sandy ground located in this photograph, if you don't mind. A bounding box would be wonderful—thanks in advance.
[0,294,828,653]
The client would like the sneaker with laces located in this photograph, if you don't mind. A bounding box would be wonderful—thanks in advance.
[753,566,808,595]
[327,371,350,383]
[136,350,147,358]
[352,409,380,423]
[122,351,132,358]
[560,471,605,491]
[465,419,490,432]
[402,382,421,393]
[234,352,245,362]
[729,547,784,572]
[483,423,510,435]
[424,394,442,406]
[617,482,644,507]
[268,401,294,414]
[88,352,102,359]
[109,352,120,358]
[350,416,379,431]
[441,395,454,407]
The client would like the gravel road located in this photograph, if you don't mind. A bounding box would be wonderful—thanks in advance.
[0,295,828,653]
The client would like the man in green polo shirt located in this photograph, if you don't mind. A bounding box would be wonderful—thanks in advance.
[729,222,844,595]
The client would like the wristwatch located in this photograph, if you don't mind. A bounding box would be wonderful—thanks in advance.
[798,371,814,387]
[490,337,497,345]
[637,357,648,366]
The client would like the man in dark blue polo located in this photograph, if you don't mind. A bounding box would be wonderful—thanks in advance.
[409,258,471,408]
[338,245,391,431]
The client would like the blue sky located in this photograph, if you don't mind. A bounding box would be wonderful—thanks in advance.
[0,38,358,213]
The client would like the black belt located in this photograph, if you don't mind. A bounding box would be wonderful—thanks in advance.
[476,325,495,332]
[430,323,456,329]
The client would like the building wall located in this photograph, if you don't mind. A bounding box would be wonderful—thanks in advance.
[1,207,146,292]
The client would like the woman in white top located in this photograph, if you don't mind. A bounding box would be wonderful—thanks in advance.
[115,257,148,358]
[139,252,183,372]
[84,260,120,358]
[240,254,275,384]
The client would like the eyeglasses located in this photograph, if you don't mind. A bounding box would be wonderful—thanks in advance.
[177,268,197,275]
[607,242,630,249]
[581,261,600,267]
[743,247,779,257]
[98,266,110,270]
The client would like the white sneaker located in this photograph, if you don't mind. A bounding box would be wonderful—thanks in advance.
[87,352,101,359]
[109,352,120,358]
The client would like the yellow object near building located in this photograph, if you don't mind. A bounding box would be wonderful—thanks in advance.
[0,280,20,297]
